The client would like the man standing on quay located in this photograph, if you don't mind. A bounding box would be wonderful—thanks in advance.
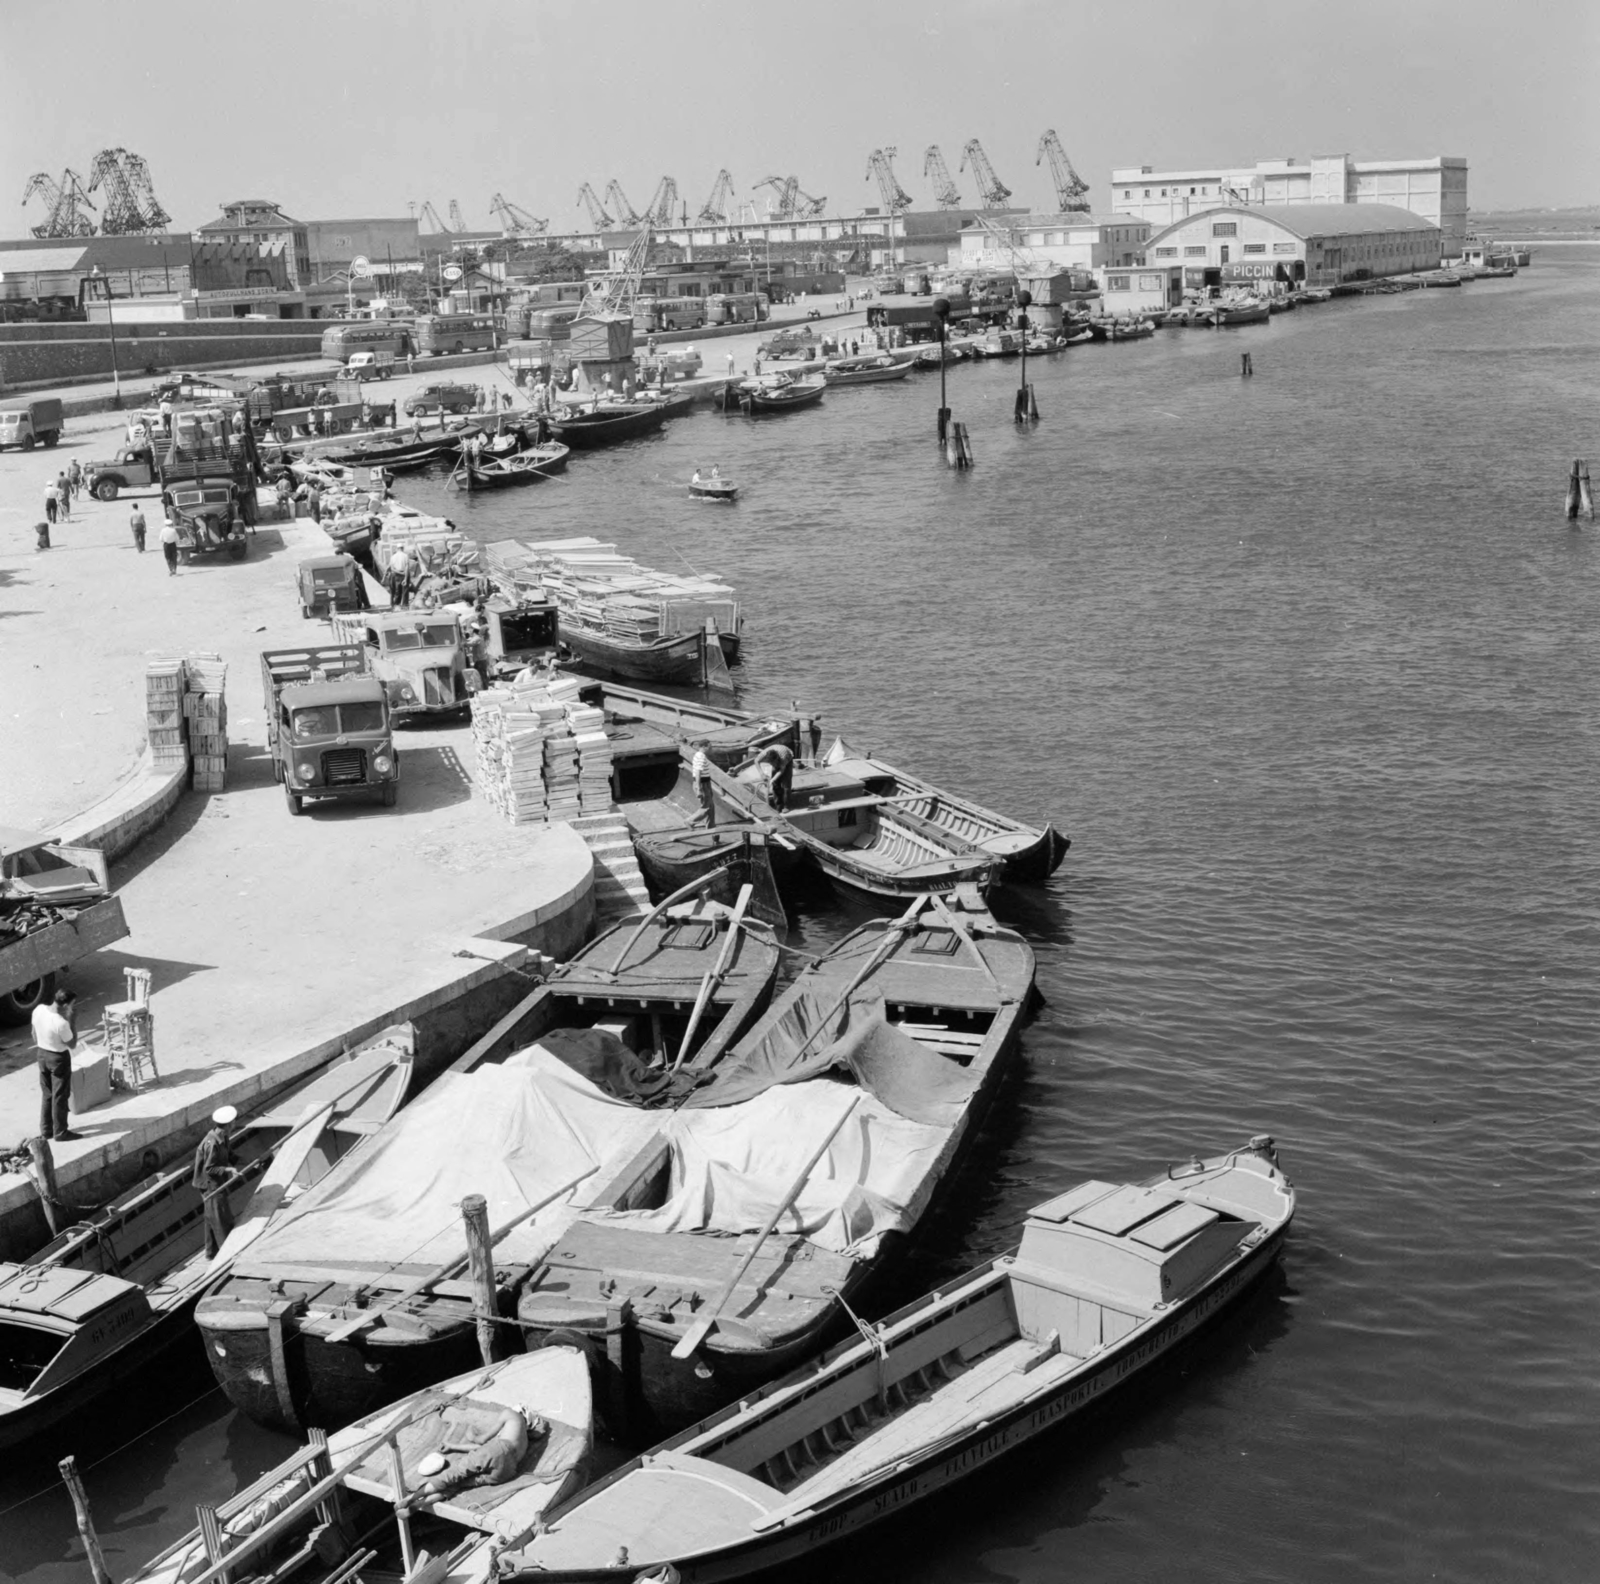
[33,989,80,1143]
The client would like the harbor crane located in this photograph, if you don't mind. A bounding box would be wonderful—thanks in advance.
[698,169,735,224]
[644,177,679,228]
[1036,129,1090,213]
[86,147,169,233]
[447,200,468,233]
[959,139,1012,208]
[864,148,913,214]
[417,200,450,234]
[972,211,1044,274]
[604,181,643,227]
[580,221,653,318]
[923,146,963,210]
[577,183,615,229]
[489,192,549,237]
[22,170,96,238]
[755,175,828,220]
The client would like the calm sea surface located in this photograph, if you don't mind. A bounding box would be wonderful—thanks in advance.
[7,252,1599,1583]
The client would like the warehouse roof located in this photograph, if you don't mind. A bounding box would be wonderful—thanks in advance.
[1148,203,1439,247]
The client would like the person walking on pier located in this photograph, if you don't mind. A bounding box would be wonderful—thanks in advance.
[56,471,72,521]
[33,989,79,1143]
[43,478,59,526]
[192,1106,238,1257]
[67,459,82,500]
[160,518,180,575]
[130,505,147,552]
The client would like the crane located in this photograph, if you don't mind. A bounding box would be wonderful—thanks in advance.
[447,200,468,233]
[864,148,913,214]
[416,200,450,234]
[923,145,962,210]
[1036,129,1090,213]
[120,152,170,229]
[643,177,679,228]
[577,184,614,229]
[580,222,653,319]
[971,211,1043,274]
[755,175,827,220]
[698,169,735,224]
[603,181,643,227]
[87,148,154,233]
[22,170,96,238]
[959,139,1011,208]
[489,193,549,237]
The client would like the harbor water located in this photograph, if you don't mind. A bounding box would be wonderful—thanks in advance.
[6,252,1599,1582]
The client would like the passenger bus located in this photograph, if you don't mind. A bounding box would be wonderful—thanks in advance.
[413,313,499,357]
[320,320,414,362]
[632,296,706,333]
[704,292,767,326]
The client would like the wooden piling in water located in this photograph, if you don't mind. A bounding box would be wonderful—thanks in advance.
[1568,460,1594,520]
[1013,384,1039,423]
[59,1456,114,1584]
[28,1136,61,1237]
[945,422,973,469]
[461,1193,499,1367]
[1242,352,1254,377]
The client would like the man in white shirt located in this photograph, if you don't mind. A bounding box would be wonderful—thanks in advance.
[690,739,715,828]
[33,989,79,1142]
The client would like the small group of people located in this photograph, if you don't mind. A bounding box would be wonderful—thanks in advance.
[689,739,796,826]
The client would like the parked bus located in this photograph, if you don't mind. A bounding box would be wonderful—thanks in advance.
[632,296,707,333]
[320,320,414,362]
[705,291,767,326]
[413,313,498,357]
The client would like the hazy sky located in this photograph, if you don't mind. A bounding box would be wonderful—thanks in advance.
[4,0,1596,237]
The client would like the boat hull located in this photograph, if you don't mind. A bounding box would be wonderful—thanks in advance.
[561,626,706,685]
[740,384,825,415]
[550,405,668,448]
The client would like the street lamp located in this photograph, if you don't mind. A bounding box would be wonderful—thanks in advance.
[1014,288,1034,424]
[90,266,123,408]
[932,296,951,443]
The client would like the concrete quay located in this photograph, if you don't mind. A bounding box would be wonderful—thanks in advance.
[0,427,596,1256]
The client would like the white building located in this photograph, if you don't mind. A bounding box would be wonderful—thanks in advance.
[1110,155,1468,251]
[1143,204,1442,289]
[956,214,1150,273]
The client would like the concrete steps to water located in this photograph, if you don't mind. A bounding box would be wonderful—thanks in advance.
[569,809,652,925]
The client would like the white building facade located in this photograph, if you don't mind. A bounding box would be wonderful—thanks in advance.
[1110,155,1467,251]
[956,214,1150,273]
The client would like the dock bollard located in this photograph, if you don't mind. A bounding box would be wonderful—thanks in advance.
[1565,460,1593,520]
[945,422,974,469]
[461,1193,500,1367]
[1241,352,1254,377]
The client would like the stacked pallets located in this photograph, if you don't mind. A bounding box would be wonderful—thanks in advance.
[145,658,189,771]
[468,674,613,827]
[184,654,229,793]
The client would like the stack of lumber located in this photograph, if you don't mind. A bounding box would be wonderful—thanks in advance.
[184,653,228,793]
[487,536,738,644]
[144,658,189,771]
[468,674,611,827]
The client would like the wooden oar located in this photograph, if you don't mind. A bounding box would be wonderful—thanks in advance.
[321,1166,597,1344]
[671,1093,862,1360]
[671,883,753,1073]
[607,866,735,978]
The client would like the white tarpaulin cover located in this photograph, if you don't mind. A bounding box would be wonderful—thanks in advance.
[239,1045,953,1278]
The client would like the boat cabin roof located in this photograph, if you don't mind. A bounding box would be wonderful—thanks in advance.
[787,767,868,807]
[0,1263,143,1326]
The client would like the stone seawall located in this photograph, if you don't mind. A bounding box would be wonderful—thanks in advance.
[0,320,327,388]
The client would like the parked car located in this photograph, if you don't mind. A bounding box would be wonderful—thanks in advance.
[402,383,479,417]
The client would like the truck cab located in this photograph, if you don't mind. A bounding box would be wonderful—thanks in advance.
[335,611,482,720]
[166,479,249,560]
[297,555,369,619]
[85,445,158,501]
[345,352,395,381]
[0,399,64,452]
[274,677,398,815]
[479,596,560,680]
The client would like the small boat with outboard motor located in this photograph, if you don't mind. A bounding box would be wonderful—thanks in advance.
[689,469,739,502]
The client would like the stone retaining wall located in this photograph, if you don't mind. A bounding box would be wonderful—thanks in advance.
[0,320,327,389]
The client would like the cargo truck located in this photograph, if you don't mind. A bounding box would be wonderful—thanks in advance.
[0,833,128,1025]
[0,398,64,452]
[260,646,399,815]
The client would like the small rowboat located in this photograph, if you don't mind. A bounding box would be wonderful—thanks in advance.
[549,403,668,448]
[0,1028,414,1453]
[1208,299,1271,326]
[822,358,912,387]
[125,1346,594,1584]
[740,380,825,415]
[450,442,570,492]
[497,1138,1293,1582]
[823,736,1068,883]
[689,474,739,501]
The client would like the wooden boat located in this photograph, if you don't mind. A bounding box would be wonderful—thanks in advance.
[971,329,1020,358]
[628,391,697,420]
[560,623,710,686]
[0,1030,414,1453]
[125,1347,594,1584]
[549,404,668,448]
[822,358,912,387]
[326,432,461,469]
[1421,270,1464,288]
[632,825,790,934]
[1208,299,1271,326]
[706,757,1002,904]
[740,380,825,415]
[196,900,782,1435]
[513,888,1037,1436]
[450,442,570,492]
[689,475,739,502]
[822,737,1068,883]
[498,1138,1293,1581]
[1106,317,1157,340]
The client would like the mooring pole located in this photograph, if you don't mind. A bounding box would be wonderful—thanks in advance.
[933,296,951,444]
[59,1457,114,1584]
[461,1193,499,1367]
[28,1136,60,1237]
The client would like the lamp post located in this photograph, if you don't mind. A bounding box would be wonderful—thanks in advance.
[933,296,951,443]
[91,266,123,409]
[1014,288,1034,424]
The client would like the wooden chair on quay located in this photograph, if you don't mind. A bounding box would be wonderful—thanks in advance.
[103,967,158,1090]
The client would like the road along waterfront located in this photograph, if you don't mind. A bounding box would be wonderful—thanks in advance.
[3,254,1599,1581]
